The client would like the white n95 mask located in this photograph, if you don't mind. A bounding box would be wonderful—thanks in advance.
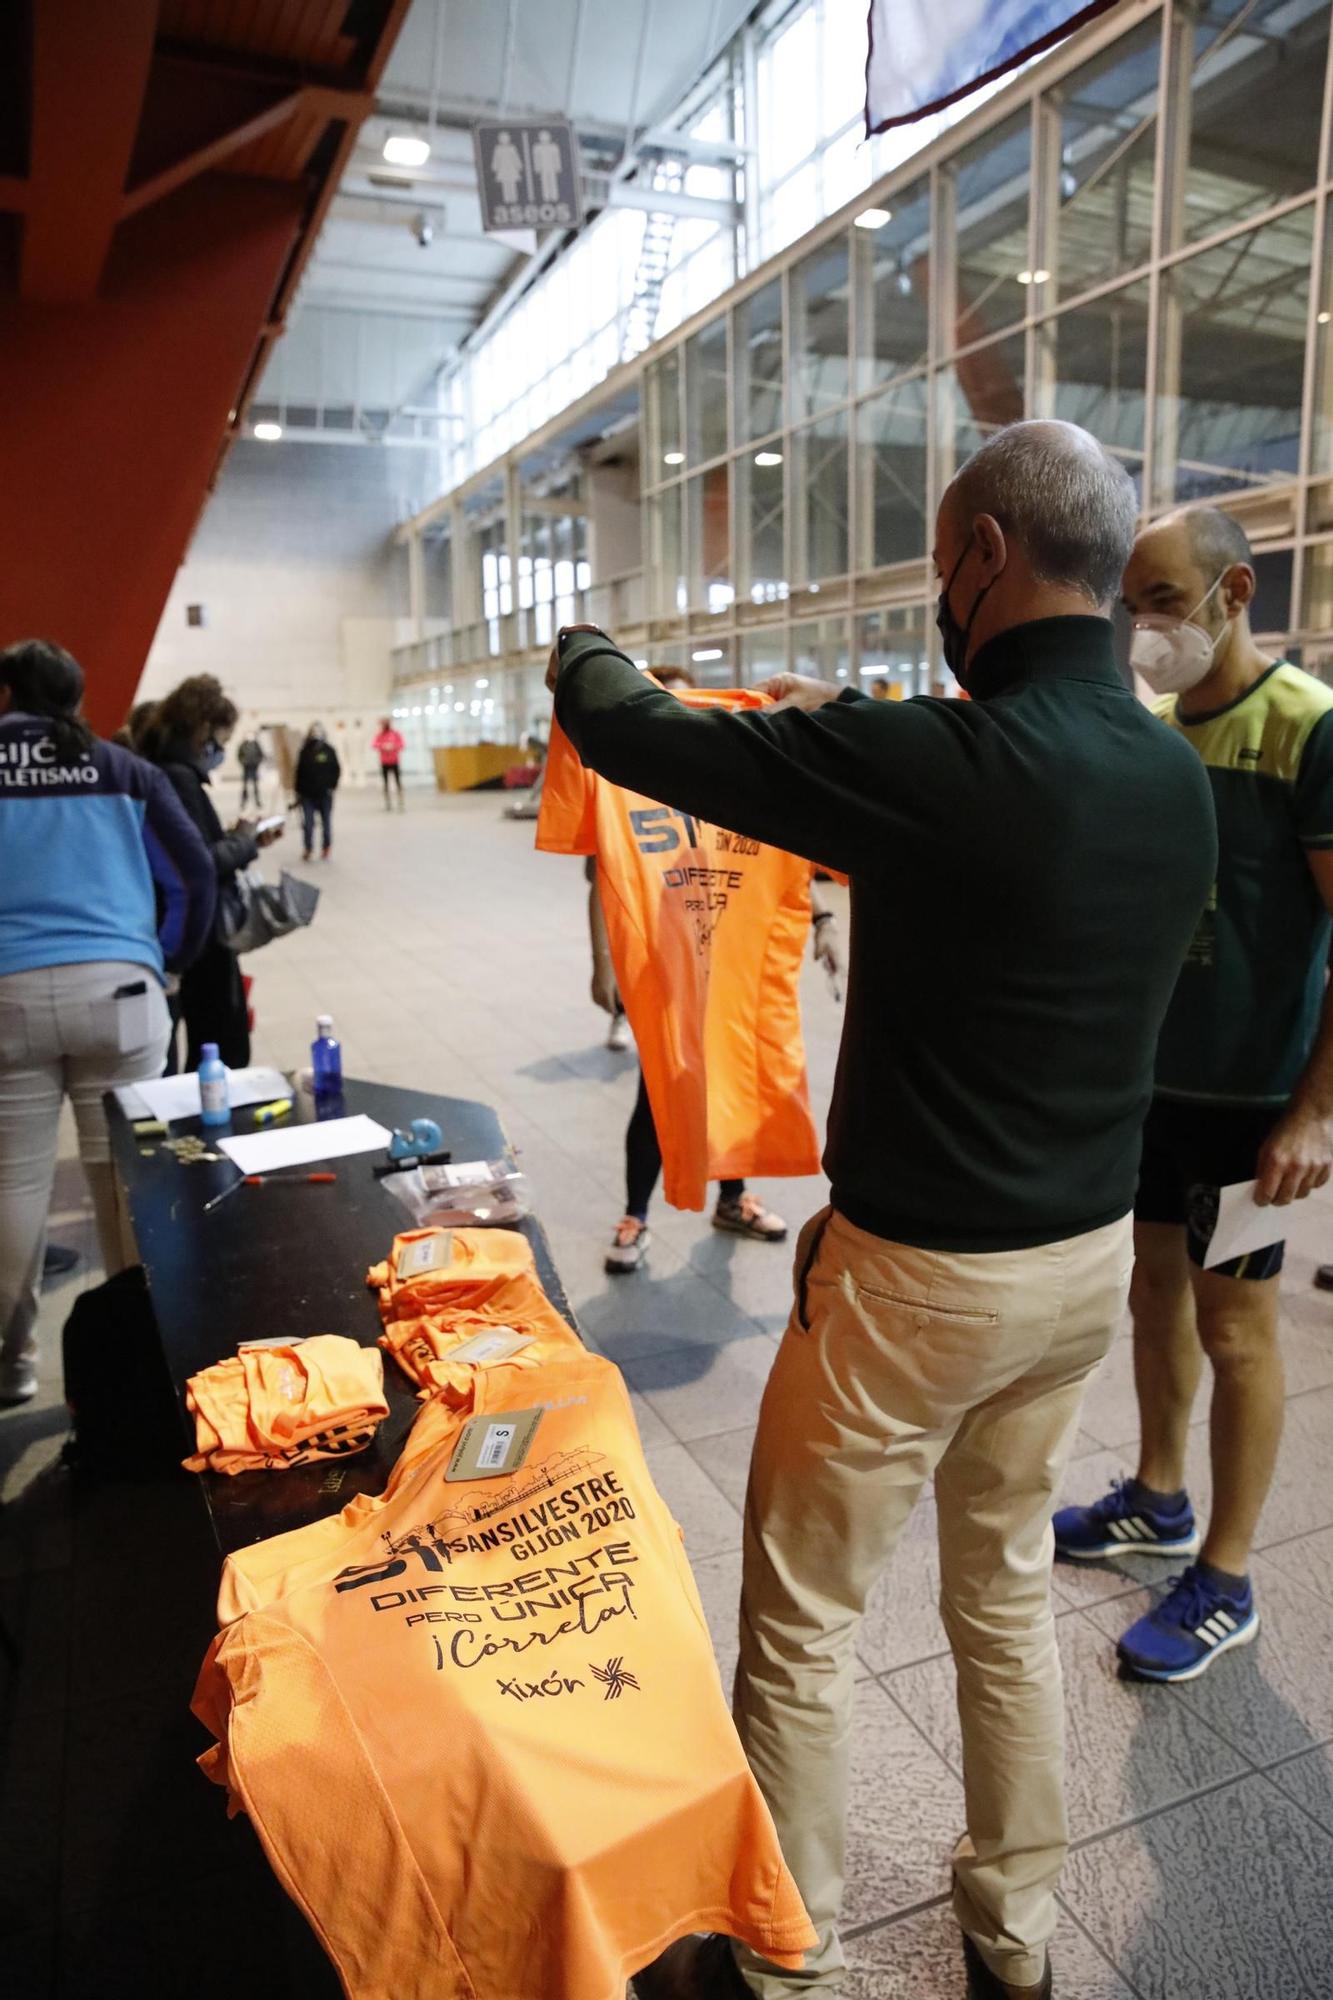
[1129,575,1225,694]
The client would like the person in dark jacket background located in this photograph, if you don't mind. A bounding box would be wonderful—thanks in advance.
[0,639,215,1402]
[144,673,282,1071]
[294,722,340,860]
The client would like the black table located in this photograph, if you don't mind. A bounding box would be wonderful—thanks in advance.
[106,1076,576,1556]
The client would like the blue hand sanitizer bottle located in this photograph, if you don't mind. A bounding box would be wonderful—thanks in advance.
[312,1014,342,1097]
[198,1043,230,1126]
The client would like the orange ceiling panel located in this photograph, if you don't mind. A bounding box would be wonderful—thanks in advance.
[157,0,361,70]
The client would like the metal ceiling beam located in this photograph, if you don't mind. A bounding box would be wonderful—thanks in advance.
[599,181,737,224]
[22,0,158,301]
[295,293,477,322]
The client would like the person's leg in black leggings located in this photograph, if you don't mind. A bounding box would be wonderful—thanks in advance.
[181,944,251,1071]
[626,1072,746,1220]
[625,1070,662,1222]
[318,796,333,854]
[390,762,404,809]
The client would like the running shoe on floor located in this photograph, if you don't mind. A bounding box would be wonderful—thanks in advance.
[606,1217,650,1274]
[1117,1564,1259,1682]
[606,1013,632,1052]
[0,1356,38,1405]
[712,1193,788,1242]
[1053,1476,1201,1561]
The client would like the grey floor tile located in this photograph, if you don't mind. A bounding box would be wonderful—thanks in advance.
[1267,1743,1333,1836]
[1062,1773,1333,2000]
[684,1425,756,1516]
[1252,1385,1333,1549]
[1262,1522,1333,1607]
[686,1546,743,1692]
[844,1897,1134,2000]
[642,1441,743,1561]
[1083,1557,1333,1764]
[839,1680,967,1929]
[624,1336,779,1444]
[886,1608,1246,1842]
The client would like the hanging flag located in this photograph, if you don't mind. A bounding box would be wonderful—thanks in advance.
[866,0,1121,135]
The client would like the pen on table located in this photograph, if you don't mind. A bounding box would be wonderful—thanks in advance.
[252,1097,293,1124]
[202,1171,337,1214]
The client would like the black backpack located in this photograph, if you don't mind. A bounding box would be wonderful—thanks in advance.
[61,1265,185,1480]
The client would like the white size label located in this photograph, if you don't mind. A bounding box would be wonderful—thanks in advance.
[477,1422,517,1471]
[396,1231,453,1279]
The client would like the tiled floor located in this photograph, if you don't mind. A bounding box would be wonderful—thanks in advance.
[4,782,1333,1998]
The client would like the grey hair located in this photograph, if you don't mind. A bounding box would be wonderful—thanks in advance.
[946,419,1138,609]
[1178,505,1253,580]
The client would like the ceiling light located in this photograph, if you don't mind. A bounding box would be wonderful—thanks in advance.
[1017,268,1050,286]
[253,421,282,442]
[454,701,465,712]
[692,648,723,662]
[1320,311,1331,325]
[475,678,489,689]
[855,207,892,230]
[663,450,685,465]
[754,451,784,467]
[808,583,821,594]
[383,133,431,168]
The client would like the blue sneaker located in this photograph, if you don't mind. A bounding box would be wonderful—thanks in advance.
[1053,1476,1201,1561]
[1117,1564,1259,1682]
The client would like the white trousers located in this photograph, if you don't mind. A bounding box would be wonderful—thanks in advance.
[0,961,171,1370]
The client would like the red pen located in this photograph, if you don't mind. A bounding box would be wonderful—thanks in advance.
[203,1171,337,1214]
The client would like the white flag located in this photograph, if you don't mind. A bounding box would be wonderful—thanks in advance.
[867,0,1120,134]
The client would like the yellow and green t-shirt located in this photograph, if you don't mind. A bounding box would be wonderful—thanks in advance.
[1153,662,1333,1104]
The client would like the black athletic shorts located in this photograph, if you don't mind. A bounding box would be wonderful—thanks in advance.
[1135,1095,1286,1280]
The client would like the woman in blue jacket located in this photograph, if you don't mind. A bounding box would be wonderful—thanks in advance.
[0,640,216,1403]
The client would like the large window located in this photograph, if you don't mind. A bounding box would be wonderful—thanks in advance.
[857,376,930,570]
[1162,207,1314,501]
[792,239,852,419]
[1053,19,1160,301]
[736,279,785,442]
[856,178,931,391]
[952,112,1034,347]
[403,0,1333,721]
[1183,0,1330,246]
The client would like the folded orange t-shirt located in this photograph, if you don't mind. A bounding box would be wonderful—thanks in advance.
[183,1335,389,1476]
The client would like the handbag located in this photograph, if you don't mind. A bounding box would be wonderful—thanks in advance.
[218,864,320,953]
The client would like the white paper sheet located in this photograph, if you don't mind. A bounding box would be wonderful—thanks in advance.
[217,1115,392,1176]
[114,1066,290,1123]
[1204,1179,1285,1268]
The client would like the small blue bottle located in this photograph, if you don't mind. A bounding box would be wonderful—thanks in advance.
[312,1014,342,1098]
[198,1043,231,1126]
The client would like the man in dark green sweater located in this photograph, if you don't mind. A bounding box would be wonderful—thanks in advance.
[551,421,1215,2000]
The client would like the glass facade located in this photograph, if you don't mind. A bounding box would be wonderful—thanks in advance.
[396,0,1333,738]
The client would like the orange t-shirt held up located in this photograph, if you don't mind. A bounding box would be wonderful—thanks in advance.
[538,685,821,1210]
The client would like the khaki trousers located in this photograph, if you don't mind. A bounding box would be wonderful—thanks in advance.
[732,1206,1133,1993]
[0,961,171,1374]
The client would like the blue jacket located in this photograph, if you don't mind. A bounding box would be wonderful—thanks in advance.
[0,712,217,981]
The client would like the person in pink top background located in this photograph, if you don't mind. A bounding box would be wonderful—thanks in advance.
[371,716,405,810]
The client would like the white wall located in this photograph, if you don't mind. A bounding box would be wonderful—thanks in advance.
[140,439,434,774]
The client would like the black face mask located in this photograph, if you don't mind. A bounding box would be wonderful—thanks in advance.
[935,538,995,686]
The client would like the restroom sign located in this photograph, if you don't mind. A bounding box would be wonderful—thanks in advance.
[473,119,584,232]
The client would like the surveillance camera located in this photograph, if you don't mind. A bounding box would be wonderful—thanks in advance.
[412,213,435,247]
